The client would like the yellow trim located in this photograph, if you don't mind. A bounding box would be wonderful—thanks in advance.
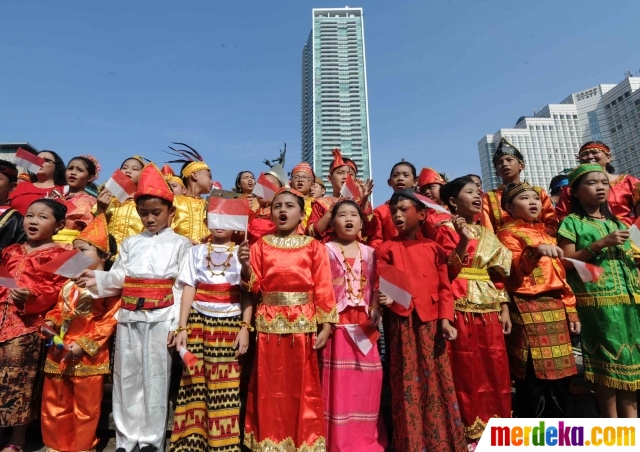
[182,161,209,178]
[244,432,327,452]
[44,359,110,377]
[457,267,490,281]
[262,291,311,306]
[316,305,339,324]
[263,234,314,249]
[254,312,317,334]
[53,228,80,245]
[76,336,101,357]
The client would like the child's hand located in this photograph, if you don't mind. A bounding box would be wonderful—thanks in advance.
[600,230,630,248]
[62,342,85,362]
[9,288,31,306]
[500,304,512,335]
[313,323,332,350]
[95,189,113,214]
[360,179,374,201]
[536,244,564,259]
[73,269,96,288]
[440,319,457,341]
[166,331,176,348]
[233,326,250,358]
[369,307,382,325]
[174,330,188,351]
[378,293,392,306]
[452,215,472,242]
[569,321,581,335]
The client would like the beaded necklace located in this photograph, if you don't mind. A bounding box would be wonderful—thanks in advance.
[337,242,366,305]
[205,241,236,277]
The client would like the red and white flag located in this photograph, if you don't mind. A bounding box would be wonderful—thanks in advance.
[343,321,381,355]
[179,347,198,368]
[207,197,250,231]
[415,193,451,215]
[40,249,97,278]
[252,173,279,200]
[14,148,45,174]
[563,258,605,283]
[339,173,360,200]
[104,169,137,203]
[0,266,18,289]
[378,264,413,309]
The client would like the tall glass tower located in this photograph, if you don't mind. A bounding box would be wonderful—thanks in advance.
[301,7,372,183]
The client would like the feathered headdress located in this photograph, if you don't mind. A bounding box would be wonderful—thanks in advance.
[164,142,209,179]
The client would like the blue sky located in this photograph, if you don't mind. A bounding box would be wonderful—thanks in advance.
[1,0,638,203]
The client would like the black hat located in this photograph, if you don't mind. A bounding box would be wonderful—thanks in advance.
[492,138,525,167]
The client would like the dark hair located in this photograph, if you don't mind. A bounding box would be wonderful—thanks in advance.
[68,156,97,180]
[440,176,476,211]
[466,174,482,181]
[272,191,305,213]
[389,191,424,211]
[330,200,365,225]
[579,141,615,173]
[135,195,173,209]
[120,157,144,169]
[569,172,622,225]
[389,161,417,179]
[27,198,67,222]
[343,158,358,175]
[39,150,67,186]
[100,234,118,271]
[548,174,568,196]
[234,171,255,194]
[0,159,18,184]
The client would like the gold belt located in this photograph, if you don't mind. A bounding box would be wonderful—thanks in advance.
[261,291,311,306]
[458,268,490,281]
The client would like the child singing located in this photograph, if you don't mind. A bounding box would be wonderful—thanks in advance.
[0,199,68,451]
[558,163,640,417]
[497,182,579,417]
[321,200,386,451]
[170,221,253,451]
[239,187,338,452]
[435,176,512,446]
[376,189,466,452]
[41,214,119,452]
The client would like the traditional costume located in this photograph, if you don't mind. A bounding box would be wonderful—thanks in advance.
[162,164,186,191]
[41,214,120,452]
[367,202,396,249]
[8,181,65,216]
[243,190,339,451]
[0,206,26,253]
[558,164,640,390]
[434,221,512,441]
[170,241,244,452]
[90,164,192,452]
[0,244,67,426]
[482,138,558,235]
[291,162,315,234]
[376,225,466,452]
[418,168,453,239]
[320,241,385,451]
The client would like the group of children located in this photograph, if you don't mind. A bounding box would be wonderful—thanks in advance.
[0,137,639,452]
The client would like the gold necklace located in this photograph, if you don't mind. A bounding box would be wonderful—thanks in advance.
[337,242,366,305]
[205,241,236,276]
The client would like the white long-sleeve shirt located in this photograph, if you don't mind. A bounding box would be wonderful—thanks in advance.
[92,227,192,329]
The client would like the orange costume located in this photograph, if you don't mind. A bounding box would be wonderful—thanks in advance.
[54,192,98,246]
[243,233,338,451]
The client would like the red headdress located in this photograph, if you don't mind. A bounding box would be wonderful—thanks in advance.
[578,142,611,156]
[291,162,314,178]
[418,167,445,188]
[269,187,305,206]
[134,163,175,203]
[76,214,110,253]
[329,149,358,175]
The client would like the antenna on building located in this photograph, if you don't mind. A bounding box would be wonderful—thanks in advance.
[625,70,633,78]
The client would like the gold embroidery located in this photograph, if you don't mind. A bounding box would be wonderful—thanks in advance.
[458,268,490,281]
[263,235,314,249]
[454,298,501,313]
[584,372,640,391]
[123,281,173,289]
[0,208,17,229]
[244,432,327,452]
[44,358,110,377]
[262,292,311,306]
[76,336,101,357]
[316,305,339,324]
[465,416,501,440]
[255,313,317,334]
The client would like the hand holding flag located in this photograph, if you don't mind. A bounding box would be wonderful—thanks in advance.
[563,258,605,282]
[14,148,45,174]
[40,249,97,278]
[339,173,360,200]
[378,264,413,309]
[104,169,137,203]
[178,347,198,368]
[207,197,250,231]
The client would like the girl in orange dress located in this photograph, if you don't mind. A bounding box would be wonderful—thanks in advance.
[239,188,338,452]
[41,214,119,452]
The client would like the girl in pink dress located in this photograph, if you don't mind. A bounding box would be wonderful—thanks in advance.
[320,200,386,451]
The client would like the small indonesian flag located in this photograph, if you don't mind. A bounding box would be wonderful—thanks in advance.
[207,197,250,231]
[343,321,381,356]
[415,193,450,215]
[252,173,279,200]
[179,347,198,368]
[40,249,97,278]
[563,258,605,283]
[0,266,18,288]
[14,148,45,174]
[379,264,413,309]
[629,224,640,249]
[339,173,360,200]
[104,169,137,203]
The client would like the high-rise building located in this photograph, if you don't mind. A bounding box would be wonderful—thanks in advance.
[301,7,372,182]
[478,76,640,190]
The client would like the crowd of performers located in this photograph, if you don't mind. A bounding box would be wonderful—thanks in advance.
[0,138,639,452]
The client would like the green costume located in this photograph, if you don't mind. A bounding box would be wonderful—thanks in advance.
[558,213,640,390]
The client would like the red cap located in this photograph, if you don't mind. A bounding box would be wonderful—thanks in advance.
[329,148,357,175]
[160,164,176,177]
[418,167,445,188]
[134,164,174,203]
[76,214,110,253]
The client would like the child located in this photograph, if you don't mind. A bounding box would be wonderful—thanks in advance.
[496,182,579,418]
[376,189,466,452]
[161,164,187,196]
[246,165,284,245]
[321,200,386,451]
[367,161,418,249]
[95,155,146,249]
[482,138,558,235]
[166,143,212,244]
[239,187,338,452]
[289,162,315,232]
[77,164,192,452]
[418,167,451,239]
[558,163,640,417]
[306,148,374,242]
[41,214,120,451]
[0,160,26,253]
[0,199,68,451]
[435,177,512,446]
[170,224,253,451]
[310,177,326,199]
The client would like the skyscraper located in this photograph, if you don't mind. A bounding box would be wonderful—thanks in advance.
[301,7,372,183]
